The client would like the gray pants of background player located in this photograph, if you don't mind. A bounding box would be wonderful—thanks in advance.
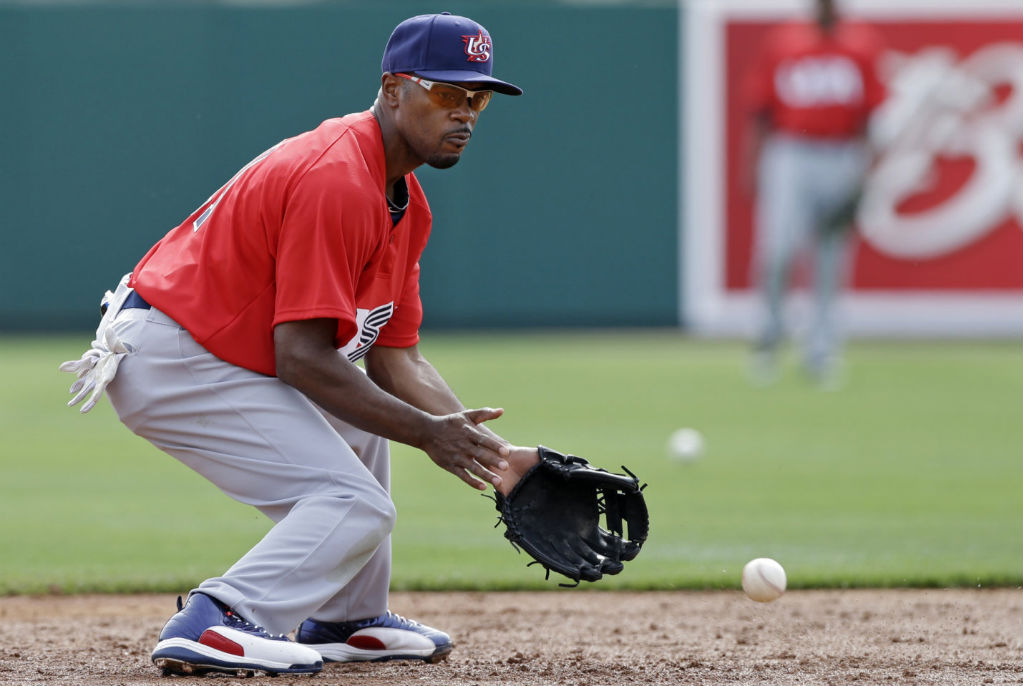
[105,305,395,636]
[755,133,869,371]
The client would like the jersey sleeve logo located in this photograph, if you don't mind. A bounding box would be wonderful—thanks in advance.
[462,32,491,63]
[341,302,395,362]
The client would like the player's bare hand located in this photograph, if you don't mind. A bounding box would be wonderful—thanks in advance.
[421,408,512,490]
[492,445,540,497]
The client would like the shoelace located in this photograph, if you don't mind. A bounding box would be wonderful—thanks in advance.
[346,610,417,631]
[224,610,288,640]
[381,611,423,629]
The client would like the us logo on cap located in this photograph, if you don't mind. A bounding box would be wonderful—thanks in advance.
[462,31,491,63]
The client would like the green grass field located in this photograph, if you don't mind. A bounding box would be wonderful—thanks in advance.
[1,332,1019,594]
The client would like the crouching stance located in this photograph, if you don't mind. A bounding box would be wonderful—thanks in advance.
[61,12,532,677]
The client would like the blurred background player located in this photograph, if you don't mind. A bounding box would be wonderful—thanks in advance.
[742,0,886,387]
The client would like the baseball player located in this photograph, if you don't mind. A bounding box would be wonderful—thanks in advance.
[60,12,540,678]
[743,0,886,386]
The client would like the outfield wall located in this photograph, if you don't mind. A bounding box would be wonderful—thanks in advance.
[6,0,1019,336]
[1,1,678,331]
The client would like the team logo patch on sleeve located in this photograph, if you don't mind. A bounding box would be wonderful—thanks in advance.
[342,302,395,362]
[462,32,491,63]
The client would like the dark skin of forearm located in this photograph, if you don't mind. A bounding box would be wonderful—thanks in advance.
[366,344,519,448]
[364,344,466,417]
[365,344,540,494]
[274,318,536,493]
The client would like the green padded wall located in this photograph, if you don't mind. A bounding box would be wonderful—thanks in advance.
[1,2,678,330]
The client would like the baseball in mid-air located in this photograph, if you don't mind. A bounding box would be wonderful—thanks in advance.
[741,557,787,602]
[667,428,704,462]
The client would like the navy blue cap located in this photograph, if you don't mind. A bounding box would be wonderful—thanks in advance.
[381,12,522,96]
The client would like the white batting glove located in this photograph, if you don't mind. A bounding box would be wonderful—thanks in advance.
[60,324,136,413]
[59,274,135,414]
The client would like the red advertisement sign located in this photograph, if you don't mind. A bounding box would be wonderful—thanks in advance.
[724,19,1023,293]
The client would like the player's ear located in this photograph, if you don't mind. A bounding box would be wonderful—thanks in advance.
[380,73,403,108]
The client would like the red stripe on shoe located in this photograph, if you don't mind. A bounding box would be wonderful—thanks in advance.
[200,629,244,656]
[347,635,386,650]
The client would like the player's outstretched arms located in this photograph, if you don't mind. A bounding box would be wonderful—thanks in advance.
[276,326,511,490]
[365,343,514,490]
[275,318,436,447]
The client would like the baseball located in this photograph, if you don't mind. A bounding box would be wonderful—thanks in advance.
[667,428,704,462]
[741,558,787,602]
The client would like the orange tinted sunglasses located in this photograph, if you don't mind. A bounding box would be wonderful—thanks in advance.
[396,73,493,112]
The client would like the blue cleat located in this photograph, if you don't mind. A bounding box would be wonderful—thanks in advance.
[297,611,453,663]
[151,593,322,677]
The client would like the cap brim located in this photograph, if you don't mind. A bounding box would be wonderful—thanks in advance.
[413,69,522,96]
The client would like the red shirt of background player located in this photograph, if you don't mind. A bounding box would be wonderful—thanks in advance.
[129,111,430,377]
[743,20,886,139]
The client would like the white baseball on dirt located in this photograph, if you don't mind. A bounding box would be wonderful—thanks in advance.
[667,428,704,462]
[742,558,787,602]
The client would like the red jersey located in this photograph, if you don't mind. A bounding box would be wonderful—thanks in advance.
[744,20,886,139]
[130,111,431,376]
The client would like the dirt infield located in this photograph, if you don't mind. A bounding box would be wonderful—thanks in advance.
[0,589,1019,685]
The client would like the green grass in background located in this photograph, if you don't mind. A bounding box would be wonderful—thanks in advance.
[1,333,1019,594]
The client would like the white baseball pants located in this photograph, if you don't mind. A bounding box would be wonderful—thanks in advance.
[105,304,396,635]
[754,133,869,366]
